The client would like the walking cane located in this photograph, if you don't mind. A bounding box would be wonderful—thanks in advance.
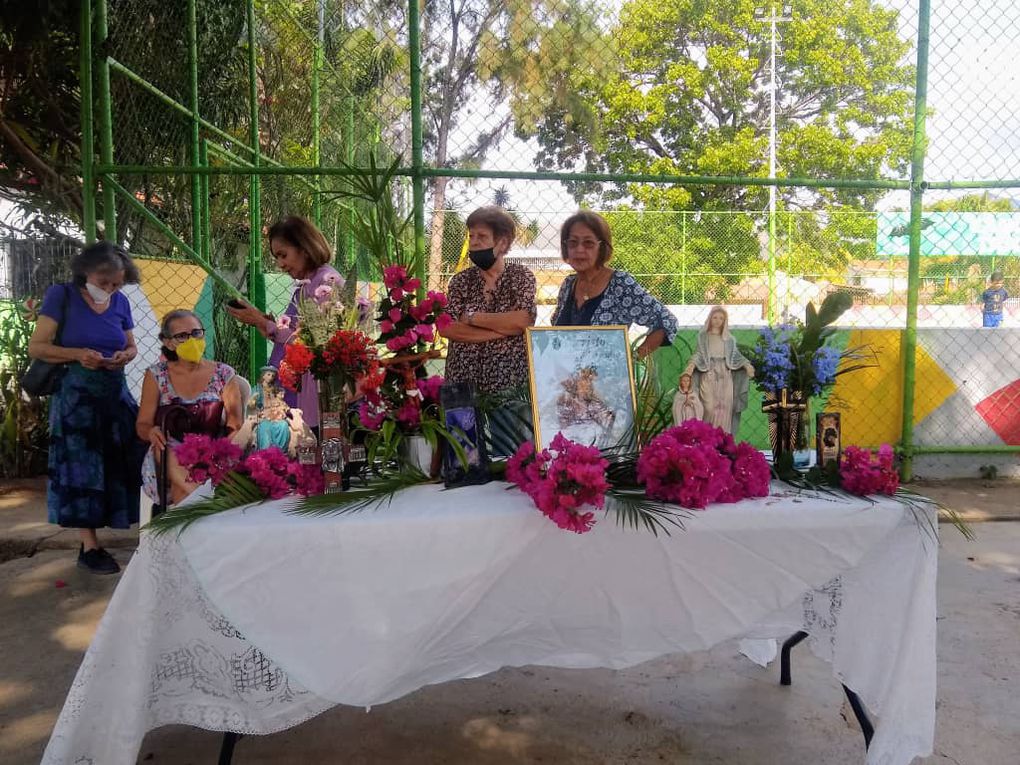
[154,404,192,517]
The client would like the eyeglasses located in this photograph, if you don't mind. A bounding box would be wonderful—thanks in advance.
[168,328,205,343]
[565,238,602,251]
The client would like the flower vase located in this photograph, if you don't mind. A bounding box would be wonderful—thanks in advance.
[401,434,436,476]
[318,383,350,494]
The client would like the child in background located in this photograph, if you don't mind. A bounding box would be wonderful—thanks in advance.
[981,271,1008,328]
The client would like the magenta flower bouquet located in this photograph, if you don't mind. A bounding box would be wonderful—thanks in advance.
[839,444,900,496]
[636,420,770,509]
[377,265,452,354]
[173,434,325,500]
[506,433,611,534]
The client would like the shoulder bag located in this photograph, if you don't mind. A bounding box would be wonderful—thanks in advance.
[22,285,72,397]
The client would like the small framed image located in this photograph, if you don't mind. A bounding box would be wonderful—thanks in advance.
[525,326,637,451]
[816,412,841,467]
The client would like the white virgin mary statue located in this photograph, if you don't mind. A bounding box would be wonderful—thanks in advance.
[683,306,755,434]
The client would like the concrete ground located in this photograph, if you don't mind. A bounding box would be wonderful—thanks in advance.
[1,479,1018,765]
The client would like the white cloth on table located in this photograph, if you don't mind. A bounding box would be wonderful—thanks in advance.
[42,482,936,765]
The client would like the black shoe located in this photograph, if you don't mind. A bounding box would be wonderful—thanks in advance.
[77,545,121,575]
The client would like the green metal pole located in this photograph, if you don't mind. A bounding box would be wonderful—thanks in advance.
[680,211,687,303]
[187,0,201,254]
[900,0,931,482]
[95,0,116,241]
[247,0,266,377]
[79,0,96,243]
[199,139,210,263]
[925,179,1020,190]
[767,206,777,323]
[346,99,355,271]
[97,159,911,191]
[311,0,323,226]
[106,177,244,299]
[911,445,1020,455]
[408,0,427,289]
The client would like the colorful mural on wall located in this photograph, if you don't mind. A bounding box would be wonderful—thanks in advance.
[657,326,1020,451]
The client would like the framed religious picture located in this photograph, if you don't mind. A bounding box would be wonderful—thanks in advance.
[525,325,637,452]
[816,412,841,467]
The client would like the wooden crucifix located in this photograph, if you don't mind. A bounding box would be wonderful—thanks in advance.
[762,387,807,456]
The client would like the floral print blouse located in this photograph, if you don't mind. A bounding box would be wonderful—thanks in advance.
[444,263,537,393]
[552,270,679,344]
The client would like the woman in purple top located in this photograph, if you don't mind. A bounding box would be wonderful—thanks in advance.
[226,216,343,429]
[27,242,146,574]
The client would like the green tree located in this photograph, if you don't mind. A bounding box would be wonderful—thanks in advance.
[419,0,600,286]
[926,193,1017,213]
[515,0,913,211]
[510,0,914,293]
[0,0,87,230]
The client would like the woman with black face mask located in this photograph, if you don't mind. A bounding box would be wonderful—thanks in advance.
[439,205,537,400]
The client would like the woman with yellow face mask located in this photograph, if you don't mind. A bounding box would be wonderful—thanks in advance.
[136,310,244,506]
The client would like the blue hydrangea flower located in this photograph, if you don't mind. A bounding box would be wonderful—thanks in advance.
[811,346,841,395]
[755,325,798,393]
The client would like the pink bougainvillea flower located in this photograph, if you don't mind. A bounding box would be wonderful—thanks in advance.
[358,397,388,430]
[427,290,448,308]
[389,287,404,302]
[387,307,403,324]
[404,277,422,292]
[379,319,394,334]
[506,436,608,534]
[415,324,435,343]
[409,303,430,322]
[382,265,408,289]
[416,374,444,402]
[434,312,453,331]
[395,398,421,427]
[840,444,899,496]
[636,420,766,509]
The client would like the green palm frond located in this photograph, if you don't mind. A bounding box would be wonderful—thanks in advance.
[144,472,264,537]
[287,468,433,516]
[605,487,688,537]
[895,486,975,542]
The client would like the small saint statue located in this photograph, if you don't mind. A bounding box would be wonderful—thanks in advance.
[683,305,755,434]
[672,372,705,426]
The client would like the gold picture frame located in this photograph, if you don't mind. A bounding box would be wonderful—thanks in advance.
[524,325,638,451]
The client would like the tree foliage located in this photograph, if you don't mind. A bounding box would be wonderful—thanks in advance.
[0,0,85,229]
[513,0,914,212]
[418,0,601,284]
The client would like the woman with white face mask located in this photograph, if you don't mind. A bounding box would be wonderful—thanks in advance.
[27,241,146,574]
[136,310,244,508]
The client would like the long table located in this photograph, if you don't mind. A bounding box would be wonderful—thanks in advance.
[42,482,936,765]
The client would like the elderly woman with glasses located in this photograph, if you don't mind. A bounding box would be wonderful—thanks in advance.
[553,211,678,358]
[136,309,244,506]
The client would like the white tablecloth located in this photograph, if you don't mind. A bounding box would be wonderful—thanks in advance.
[42,482,936,765]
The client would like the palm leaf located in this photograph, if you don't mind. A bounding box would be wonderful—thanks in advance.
[287,468,432,517]
[605,487,689,537]
[144,472,264,537]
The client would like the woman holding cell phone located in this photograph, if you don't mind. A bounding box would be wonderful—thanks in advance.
[27,242,146,574]
[226,216,343,430]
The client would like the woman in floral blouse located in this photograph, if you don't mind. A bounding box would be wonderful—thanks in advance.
[552,211,679,358]
[441,206,536,394]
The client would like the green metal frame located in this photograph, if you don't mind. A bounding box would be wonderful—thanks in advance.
[77,0,1020,473]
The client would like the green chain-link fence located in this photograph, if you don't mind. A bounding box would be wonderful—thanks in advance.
[67,0,1020,478]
